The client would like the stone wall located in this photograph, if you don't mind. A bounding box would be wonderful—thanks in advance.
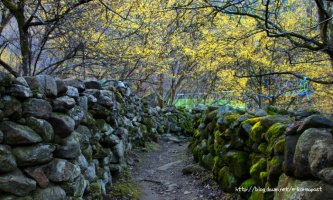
[0,72,189,199]
[189,106,333,200]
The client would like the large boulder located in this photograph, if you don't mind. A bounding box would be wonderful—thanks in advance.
[0,95,22,120]
[284,134,301,176]
[0,121,42,144]
[48,113,75,138]
[274,173,333,200]
[0,145,17,173]
[293,128,332,179]
[12,144,55,166]
[22,98,52,118]
[309,139,333,184]
[25,75,57,97]
[297,115,333,133]
[0,169,36,196]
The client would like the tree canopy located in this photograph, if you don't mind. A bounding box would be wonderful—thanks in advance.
[0,0,332,114]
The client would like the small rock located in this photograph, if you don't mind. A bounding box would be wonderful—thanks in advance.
[48,112,75,138]
[64,78,85,92]
[52,96,76,112]
[24,166,49,188]
[66,86,79,99]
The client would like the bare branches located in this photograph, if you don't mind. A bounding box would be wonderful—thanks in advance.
[235,71,333,84]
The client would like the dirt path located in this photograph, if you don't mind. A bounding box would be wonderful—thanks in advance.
[129,134,223,200]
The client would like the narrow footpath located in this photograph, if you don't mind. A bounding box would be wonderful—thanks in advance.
[129,134,224,200]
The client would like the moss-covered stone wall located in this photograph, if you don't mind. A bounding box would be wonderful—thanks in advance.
[189,106,333,200]
[0,72,190,199]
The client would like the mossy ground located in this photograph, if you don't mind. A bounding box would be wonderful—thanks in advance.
[111,181,141,200]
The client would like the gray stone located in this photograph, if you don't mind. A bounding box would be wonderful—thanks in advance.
[84,80,102,89]
[0,169,36,196]
[0,130,3,143]
[44,158,81,182]
[25,117,54,142]
[0,121,42,144]
[67,105,85,126]
[12,144,55,166]
[9,84,33,98]
[66,86,79,99]
[0,95,22,120]
[78,96,88,114]
[293,128,332,179]
[24,166,49,188]
[0,72,12,87]
[25,75,57,97]
[55,78,67,95]
[75,154,89,171]
[297,115,333,133]
[284,134,301,177]
[274,173,333,200]
[32,186,66,200]
[60,175,88,197]
[254,109,267,117]
[84,162,96,182]
[64,78,85,92]
[52,96,76,112]
[54,132,81,159]
[14,77,29,87]
[114,140,125,162]
[22,98,52,118]
[309,139,333,183]
[48,113,75,138]
[0,145,17,172]
[98,90,116,108]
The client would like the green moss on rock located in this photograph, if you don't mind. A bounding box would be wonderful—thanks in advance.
[218,166,238,192]
[242,117,261,125]
[250,159,267,185]
[273,137,285,155]
[226,151,251,178]
[264,123,287,144]
[250,122,265,143]
[258,143,268,154]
